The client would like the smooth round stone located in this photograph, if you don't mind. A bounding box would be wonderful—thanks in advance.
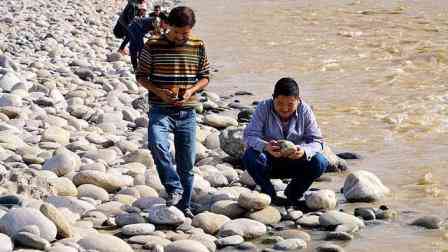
[316,243,346,252]
[192,212,230,234]
[354,207,376,221]
[326,231,353,241]
[189,233,217,252]
[115,212,146,227]
[123,149,155,168]
[319,210,365,229]
[216,235,244,247]
[261,236,284,245]
[48,177,78,197]
[133,185,159,198]
[165,239,209,252]
[237,191,271,211]
[273,238,307,251]
[147,205,185,226]
[72,170,129,193]
[129,235,171,246]
[0,233,13,251]
[41,126,70,145]
[277,229,311,242]
[78,234,133,252]
[210,200,246,219]
[95,201,125,216]
[305,189,337,210]
[78,184,109,201]
[80,211,106,228]
[411,216,443,229]
[13,231,50,250]
[46,244,78,252]
[287,210,303,220]
[0,207,57,241]
[112,194,137,205]
[47,196,95,215]
[296,214,321,228]
[40,203,74,238]
[121,223,155,236]
[246,206,281,225]
[132,197,165,210]
[218,218,266,239]
[239,170,256,187]
[343,170,390,202]
[204,114,238,129]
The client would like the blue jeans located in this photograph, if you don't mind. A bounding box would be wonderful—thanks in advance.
[148,106,196,210]
[242,148,329,200]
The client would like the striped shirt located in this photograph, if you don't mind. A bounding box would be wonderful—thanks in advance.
[135,34,210,107]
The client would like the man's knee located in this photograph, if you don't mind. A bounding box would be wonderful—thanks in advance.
[242,148,268,173]
[309,153,329,177]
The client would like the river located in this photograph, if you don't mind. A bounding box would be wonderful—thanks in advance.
[184,0,448,251]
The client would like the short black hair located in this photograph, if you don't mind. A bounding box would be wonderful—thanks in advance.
[154,5,161,10]
[168,6,196,28]
[273,77,300,98]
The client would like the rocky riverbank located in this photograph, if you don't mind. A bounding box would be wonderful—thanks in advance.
[0,0,445,251]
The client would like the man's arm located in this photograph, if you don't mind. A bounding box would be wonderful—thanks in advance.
[175,42,210,105]
[298,104,324,160]
[243,102,269,152]
[135,42,175,104]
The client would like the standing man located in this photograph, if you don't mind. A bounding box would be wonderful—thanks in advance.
[242,77,329,208]
[118,15,168,70]
[136,6,209,218]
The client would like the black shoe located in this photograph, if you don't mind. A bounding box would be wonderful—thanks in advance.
[181,208,195,218]
[166,192,182,207]
[271,196,288,206]
[287,200,312,213]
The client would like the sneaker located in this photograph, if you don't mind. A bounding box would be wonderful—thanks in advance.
[166,192,182,207]
[182,208,195,218]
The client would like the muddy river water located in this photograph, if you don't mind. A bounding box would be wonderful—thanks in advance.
[184,0,448,251]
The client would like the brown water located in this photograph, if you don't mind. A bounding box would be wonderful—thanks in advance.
[185,0,448,251]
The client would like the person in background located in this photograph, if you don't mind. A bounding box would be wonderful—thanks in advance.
[118,14,168,70]
[242,77,329,208]
[135,6,210,218]
[114,0,148,53]
[149,5,167,19]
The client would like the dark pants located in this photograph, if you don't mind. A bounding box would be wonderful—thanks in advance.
[242,148,329,200]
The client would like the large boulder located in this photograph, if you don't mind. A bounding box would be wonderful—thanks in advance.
[0,207,57,241]
[218,218,267,239]
[78,234,133,252]
[343,170,390,202]
[219,126,245,159]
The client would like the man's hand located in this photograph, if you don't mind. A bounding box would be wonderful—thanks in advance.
[265,140,282,158]
[173,88,194,107]
[287,146,305,160]
[158,88,176,104]
[118,48,129,55]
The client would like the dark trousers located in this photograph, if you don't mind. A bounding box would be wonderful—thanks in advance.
[242,148,329,200]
